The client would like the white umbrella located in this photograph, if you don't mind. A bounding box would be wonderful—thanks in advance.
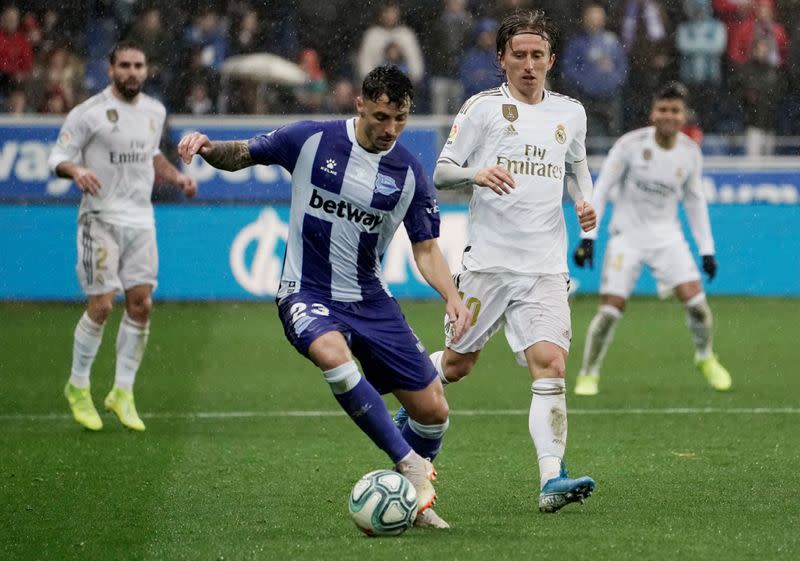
[221,53,307,87]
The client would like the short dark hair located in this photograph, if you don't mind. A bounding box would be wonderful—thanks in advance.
[654,81,689,104]
[109,40,146,64]
[361,65,414,107]
[496,9,558,58]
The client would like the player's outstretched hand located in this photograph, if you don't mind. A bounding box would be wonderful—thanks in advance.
[702,255,717,281]
[72,166,102,195]
[175,173,198,199]
[177,132,213,165]
[576,200,597,232]
[573,239,594,269]
[474,165,515,195]
[445,297,472,345]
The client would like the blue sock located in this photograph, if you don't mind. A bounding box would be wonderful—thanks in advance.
[401,418,449,461]
[324,362,411,463]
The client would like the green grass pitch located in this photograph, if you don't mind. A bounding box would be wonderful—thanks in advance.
[1,297,798,561]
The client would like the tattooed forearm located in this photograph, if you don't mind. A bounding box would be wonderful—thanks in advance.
[203,141,254,171]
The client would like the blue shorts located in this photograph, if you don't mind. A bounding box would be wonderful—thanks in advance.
[277,292,436,394]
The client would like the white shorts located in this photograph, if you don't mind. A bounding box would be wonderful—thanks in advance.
[76,215,159,295]
[445,270,572,366]
[600,235,700,299]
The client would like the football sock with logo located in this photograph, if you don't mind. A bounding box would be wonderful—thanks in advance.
[684,293,713,359]
[530,378,567,488]
[581,305,622,376]
[70,312,105,388]
[324,361,411,463]
[401,418,449,461]
[114,312,149,391]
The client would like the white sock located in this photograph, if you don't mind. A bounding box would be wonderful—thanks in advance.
[429,351,448,385]
[70,312,105,388]
[684,293,713,359]
[114,312,149,391]
[529,378,567,488]
[581,305,621,376]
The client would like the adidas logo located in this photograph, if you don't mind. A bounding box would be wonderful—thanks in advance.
[503,124,518,136]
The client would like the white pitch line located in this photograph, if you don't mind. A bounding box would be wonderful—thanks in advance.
[1,407,800,422]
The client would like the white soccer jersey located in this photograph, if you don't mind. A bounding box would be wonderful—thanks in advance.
[438,84,588,275]
[582,126,714,255]
[49,87,166,228]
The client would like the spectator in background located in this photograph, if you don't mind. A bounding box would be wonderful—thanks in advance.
[618,0,674,129]
[296,48,328,113]
[428,0,473,115]
[4,86,28,113]
[182,7,228,73]
[729,0,787,68]
[125,6,175,100]
[561,2,628,139]
[229,7,267,56]
[734,37,785,155]
[326,77,356,114]
[0,5,34,97]
[27,44,84,113]
[460,18,499,98]
[169,46,220,114]
[676,0,727,132]
[357,2,424,85]
[712,0,756,67]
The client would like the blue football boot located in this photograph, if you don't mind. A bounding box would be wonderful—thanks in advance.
[538,462,595,513]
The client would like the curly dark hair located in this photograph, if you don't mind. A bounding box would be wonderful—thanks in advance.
[361,65,414,107]
[495,9,558,58]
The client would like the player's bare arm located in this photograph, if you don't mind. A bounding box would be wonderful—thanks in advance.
[153,153,198,198]
[177,132,253,171]
[576,200,597,232]
[410,238,472,343]
[55,161,102,195]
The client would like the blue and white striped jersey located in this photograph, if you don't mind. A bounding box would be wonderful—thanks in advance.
[249,118,440,303]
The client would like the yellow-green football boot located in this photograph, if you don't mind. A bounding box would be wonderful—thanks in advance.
[696,354,732,391]
[64,382,103,431]
[104,387,146,431]
[574,373,599,396]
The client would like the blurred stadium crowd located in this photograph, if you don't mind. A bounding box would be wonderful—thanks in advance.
[1,0,799,153]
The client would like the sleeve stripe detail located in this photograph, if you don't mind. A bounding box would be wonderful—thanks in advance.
[437,156,462,166]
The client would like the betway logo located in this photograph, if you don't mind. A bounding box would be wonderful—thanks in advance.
[309,188,384,231]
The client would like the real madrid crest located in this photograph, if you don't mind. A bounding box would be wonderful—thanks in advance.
[555,124,566,144]
[643,148,652,161]
[502,104,518,122]
[106,109,119,123]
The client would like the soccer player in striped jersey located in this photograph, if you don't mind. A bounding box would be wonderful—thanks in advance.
[396,9,597,513]
[572,82,732,396]
[178,66,470,529]
[50,41,197,433]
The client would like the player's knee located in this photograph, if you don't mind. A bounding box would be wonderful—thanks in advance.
[443,354,476,383]
[88,301,113,324]
[414,400,449,425]
[127,297,152,323]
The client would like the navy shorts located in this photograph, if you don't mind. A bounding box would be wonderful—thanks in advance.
[277,291,437,394]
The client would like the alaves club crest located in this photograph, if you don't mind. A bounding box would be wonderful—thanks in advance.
[502,104,518,122]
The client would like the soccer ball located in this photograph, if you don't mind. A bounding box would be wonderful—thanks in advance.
[348,469,418,536]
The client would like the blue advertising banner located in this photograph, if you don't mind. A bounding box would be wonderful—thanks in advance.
[0,120,797,204]
[0,120,439,202]
[1,204,798,300]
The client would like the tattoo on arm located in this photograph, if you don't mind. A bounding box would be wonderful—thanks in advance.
[203,141,253,171]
